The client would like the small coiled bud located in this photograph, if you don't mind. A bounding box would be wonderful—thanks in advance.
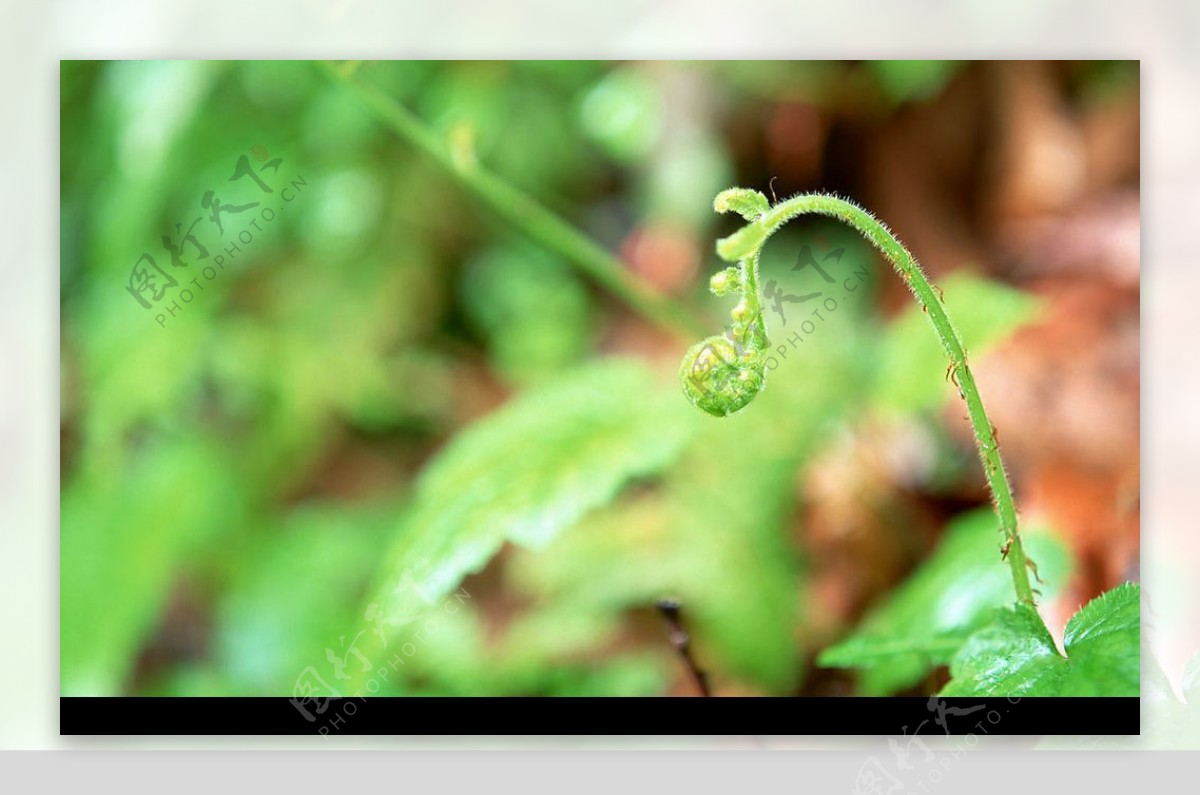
[682,186,779,418]
[679,336,766,417]
[713,188,770,222]
[709,267,741,297]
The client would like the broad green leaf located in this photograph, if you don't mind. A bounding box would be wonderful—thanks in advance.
[1057,581,1141,696]
[817,508,1070,694]
[347,358,693,683]
[871,272,1039,415]
[939,602,1063,696]
[941,582,1140,697]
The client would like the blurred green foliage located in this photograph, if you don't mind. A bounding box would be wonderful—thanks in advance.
[866,60,963,105]
[870,273,1039,415]
[818,509,1070,695]
[60,60,1133,700]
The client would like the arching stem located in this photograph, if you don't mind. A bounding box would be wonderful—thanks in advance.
[721,191,1035,606]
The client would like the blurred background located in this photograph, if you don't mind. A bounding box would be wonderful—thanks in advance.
[59,60,1139,698]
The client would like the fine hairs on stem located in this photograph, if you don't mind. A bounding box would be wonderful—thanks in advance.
[680,187,1037,607]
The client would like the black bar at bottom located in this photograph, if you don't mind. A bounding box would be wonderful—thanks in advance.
[61,696,1138,736]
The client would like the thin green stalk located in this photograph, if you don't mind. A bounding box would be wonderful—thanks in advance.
[684,188,1036,605]
[319,61,704,339]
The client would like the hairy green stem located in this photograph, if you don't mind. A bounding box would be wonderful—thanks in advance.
[320,61,704,339]
[688,189,1035,606]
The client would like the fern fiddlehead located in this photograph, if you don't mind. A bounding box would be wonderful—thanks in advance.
[681,187,1038,607]
[678,190,773,417]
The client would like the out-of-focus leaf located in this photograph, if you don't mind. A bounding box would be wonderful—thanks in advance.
[212,503,393,694]
[358,595,664,697]
[867,60,962,104]
[143,665,236,697]
[61,439,246,695]
[534,654,667,696]
[871,272,1039,415]
[492,608,667,697]
[507,496,679,613]
[817,509,1070,694]
[460,240,594,385]
[577,66,663,163]
[511,298,874,693]
[941,582,1140,697]
[497,605,623,667]
[347,358,694,681]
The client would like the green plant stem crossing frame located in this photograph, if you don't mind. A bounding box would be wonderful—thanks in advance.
[320,61,704,339]
[683,188,1037,606]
